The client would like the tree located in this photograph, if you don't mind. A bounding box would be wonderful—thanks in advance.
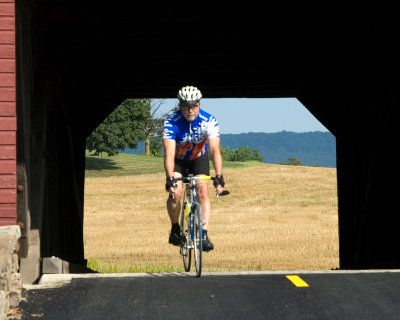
[280,157,303,166]
[144,100,176,156]
[251,148,264,162]
[86,99,150,156]
[220,146,264,162]
[144,100,165,156]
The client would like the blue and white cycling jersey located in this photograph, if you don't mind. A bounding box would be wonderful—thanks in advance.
[163,109,220,161]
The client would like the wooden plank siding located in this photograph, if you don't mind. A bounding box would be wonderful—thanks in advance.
[0,0,16,226]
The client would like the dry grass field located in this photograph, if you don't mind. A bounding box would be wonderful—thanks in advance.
[84,164,339,273]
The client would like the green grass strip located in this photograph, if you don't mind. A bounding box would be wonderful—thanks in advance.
[85,151,264,178]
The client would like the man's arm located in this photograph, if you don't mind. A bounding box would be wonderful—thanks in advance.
[163,138,176,177]
[208,137,223,176]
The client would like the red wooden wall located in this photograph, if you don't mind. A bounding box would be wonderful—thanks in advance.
[0,0,16,226]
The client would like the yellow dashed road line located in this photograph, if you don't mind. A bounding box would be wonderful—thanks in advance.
[286,275,310,287]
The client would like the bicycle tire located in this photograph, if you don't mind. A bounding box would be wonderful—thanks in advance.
[180,201,191,272]
[193,203,203,277]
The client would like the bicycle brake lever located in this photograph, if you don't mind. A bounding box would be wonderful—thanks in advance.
[169,181,177,199]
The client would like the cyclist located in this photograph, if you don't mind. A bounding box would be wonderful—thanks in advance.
[163,86,225,252]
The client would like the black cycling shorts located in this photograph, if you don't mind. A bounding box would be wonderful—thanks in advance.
[174,153,210,176]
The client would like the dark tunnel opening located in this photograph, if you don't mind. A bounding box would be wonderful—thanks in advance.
[13,2,400,283]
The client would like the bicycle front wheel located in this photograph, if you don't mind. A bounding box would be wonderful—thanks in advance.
[193,203,203,277]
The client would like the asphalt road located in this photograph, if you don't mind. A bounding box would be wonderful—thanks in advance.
[18,271,400,319]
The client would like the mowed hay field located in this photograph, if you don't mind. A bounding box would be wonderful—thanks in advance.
[84,161,339,272]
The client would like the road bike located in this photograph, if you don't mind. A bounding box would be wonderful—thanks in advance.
[172,175,229,277]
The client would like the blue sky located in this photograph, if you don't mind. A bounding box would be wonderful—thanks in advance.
[155,98,329,134]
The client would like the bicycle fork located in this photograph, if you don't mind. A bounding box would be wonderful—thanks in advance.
[184,202,196,249]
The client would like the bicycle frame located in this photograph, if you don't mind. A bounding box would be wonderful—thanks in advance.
[182,175,200,248]
[181,175,214,244]
[177,175,213,277]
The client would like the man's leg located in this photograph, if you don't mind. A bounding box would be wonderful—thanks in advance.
[196,178,210,230]
[167,172,183,246]
[197,176,214,251]
[166,171,183,223]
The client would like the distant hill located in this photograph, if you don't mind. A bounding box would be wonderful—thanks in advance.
[220,131,336,167]
[124,131,336,168]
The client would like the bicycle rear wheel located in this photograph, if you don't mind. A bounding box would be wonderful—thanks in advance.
[193,203,203,277]
[180,202,191,272]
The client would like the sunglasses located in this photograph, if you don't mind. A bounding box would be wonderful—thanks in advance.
[180,102,200,110]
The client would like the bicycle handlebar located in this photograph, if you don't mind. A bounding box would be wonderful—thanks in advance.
[169,175,229,198]
[173,176,214,184]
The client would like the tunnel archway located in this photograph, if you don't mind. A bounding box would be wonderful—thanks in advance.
[15,2,398,276]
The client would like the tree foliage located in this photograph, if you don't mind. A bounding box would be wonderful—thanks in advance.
[280,157,303,166]
[220,146,264,162]
[144,99,172,156]
[86,99,150,156]
[150,137,163,157]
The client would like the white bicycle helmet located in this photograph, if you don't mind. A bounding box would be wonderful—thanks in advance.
[177,86,202,103]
